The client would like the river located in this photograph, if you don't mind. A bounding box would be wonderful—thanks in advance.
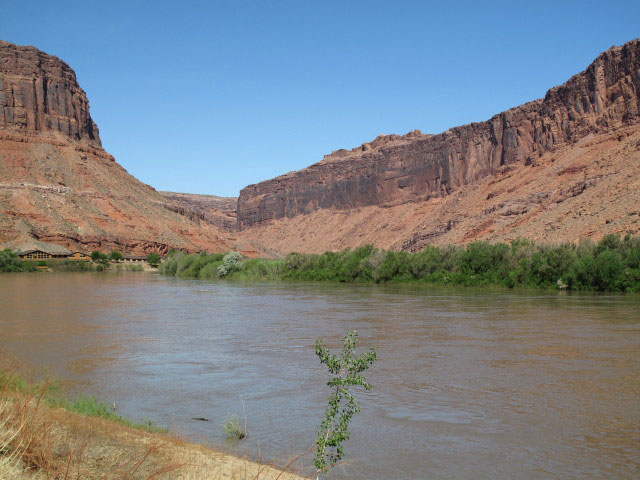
[0,272,638,479]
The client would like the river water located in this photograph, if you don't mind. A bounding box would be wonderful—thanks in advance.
[0,272,638,479]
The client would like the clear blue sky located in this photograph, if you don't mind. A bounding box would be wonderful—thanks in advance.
[3,1,639,197]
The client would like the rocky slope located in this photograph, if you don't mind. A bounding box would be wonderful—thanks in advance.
[0,40,245,255]
[241,126,640,253]
[2,39,638,257]
[238,39,640,252]
[159,191,237,231]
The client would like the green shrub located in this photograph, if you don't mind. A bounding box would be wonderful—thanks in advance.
[21,261,37,272]
[90,251,109,267]
[158,236,640,292]
[223,414,246,439]
[409,245,443,278]
[48,260,94,272]
[529,244,577,287]
[373,251,410,283]
[0,249,24,272]
[595,233,622,255]
[593,249,623,291]
[146,252,161,267]
[459,242,508,276]
[236,258,284,280]
[158,251,225,278]
[217,252,242,277]
[158,250,185,276]
[620,268,640,293]
[621,235,640,268]
[199,260,223,279]
[576,238,596,258]
[314,331,377,476]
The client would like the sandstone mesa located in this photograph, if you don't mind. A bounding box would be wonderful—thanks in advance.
[1,39,639,255]
[0,40,253,255]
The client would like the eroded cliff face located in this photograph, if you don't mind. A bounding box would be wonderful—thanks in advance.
[240,125,640,254]
[0,41,255,255]
[0,40,100,145]
[159,191,238,232]
[237,39,640,230]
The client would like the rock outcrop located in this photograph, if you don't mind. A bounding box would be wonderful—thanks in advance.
[237,38,640,230]
[0,41,252,255]
[0,40,100,145]
[159,191,238,231]
[239,125,640,254]
[2,38,638,257]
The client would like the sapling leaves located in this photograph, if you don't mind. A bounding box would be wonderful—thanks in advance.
[314,330,377,476]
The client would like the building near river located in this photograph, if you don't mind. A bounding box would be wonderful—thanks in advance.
[18,249,71,260]
[67,252,92,261]
[9,242,147,263]
[17,249,90,261]
[121,255,146,263]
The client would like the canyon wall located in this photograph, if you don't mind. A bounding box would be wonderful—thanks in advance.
[0,41,257,255]
[159,191,238,231]
[2,38,638,257]
[237,39,640,230]
[0,40,100,145]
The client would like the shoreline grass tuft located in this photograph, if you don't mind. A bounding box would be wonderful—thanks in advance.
[223,414,246,440]
[46,396,167,433]
[0,370,166,433]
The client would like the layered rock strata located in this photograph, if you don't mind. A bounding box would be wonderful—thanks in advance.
[240,125,640,253]
[0,41,244,254]
[0,40,100,145]
[159,191,238,231]
[237,39,640,230]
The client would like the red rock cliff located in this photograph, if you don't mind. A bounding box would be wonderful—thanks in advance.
[237,39,640,229]
[0,41,101,145]
[0,41,256,255]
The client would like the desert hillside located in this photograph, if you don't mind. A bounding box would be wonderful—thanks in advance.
[1,39,638,256]
[159,191,237,232]
[238,39,640,254]
[0,40,246,254]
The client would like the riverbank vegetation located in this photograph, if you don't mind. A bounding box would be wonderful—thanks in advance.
[0,249,29,272]
[0,369,166,434]
[160,234,640,292]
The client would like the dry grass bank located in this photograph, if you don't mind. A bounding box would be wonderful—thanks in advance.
[0,358,308,480]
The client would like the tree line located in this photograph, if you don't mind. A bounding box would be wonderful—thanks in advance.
[158,234,640,292]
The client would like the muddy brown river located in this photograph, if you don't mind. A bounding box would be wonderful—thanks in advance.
[0,272,638,479]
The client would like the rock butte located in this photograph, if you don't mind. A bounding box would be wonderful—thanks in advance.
[0,40,258,255]
[1,39,639,256]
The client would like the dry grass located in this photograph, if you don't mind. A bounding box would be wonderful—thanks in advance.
[0,359,308,480]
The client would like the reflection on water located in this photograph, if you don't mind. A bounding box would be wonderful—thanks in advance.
[0,273,639,479]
